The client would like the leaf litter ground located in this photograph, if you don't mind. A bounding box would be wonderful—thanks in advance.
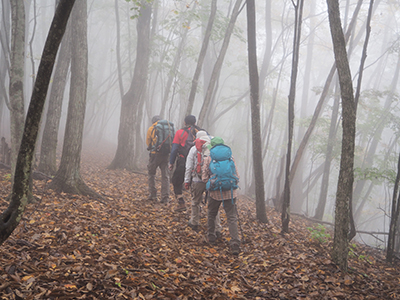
[0,149,399,299]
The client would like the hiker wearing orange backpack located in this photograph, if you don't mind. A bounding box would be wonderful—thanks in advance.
[146,115,175,204]
[169,115,202,212]
[184,131,222,236]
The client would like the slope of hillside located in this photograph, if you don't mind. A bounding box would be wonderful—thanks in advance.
[0,149,399,299]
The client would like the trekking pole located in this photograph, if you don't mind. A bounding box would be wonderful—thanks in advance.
[235,201,245,243]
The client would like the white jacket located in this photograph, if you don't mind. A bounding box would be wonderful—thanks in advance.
[184,135,211,184]
[184,146,202,183]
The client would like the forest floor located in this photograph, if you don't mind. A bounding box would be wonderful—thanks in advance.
[0,147,400,300]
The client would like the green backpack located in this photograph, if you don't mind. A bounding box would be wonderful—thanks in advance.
[152,120,175,154]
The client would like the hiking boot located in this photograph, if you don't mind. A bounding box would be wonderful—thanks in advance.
[231,244,240,256]
[188,222,199,232]
[207,235,217,245]
[160,197,169,204]
[175,198,186,212]
[146,195,157,202]
[175,203,186,212]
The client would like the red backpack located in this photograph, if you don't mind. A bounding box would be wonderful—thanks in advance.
[195,139,207,174]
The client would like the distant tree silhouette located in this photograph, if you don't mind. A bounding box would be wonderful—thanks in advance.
[109,0,152,171]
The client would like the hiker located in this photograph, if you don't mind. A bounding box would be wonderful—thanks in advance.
[146,115,175,203]
[202,137,241,255]
[169,115,202,212]
[184,131,222,237]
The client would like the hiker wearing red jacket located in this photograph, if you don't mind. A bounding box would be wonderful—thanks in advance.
[169,115,201,212]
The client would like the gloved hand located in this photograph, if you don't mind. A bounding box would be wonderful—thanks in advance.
[185,182,190,190]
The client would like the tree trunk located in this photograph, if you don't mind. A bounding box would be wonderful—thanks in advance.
[37,17,71,175]
[49,0,96,197]
[109,0,152,171]
[327,0,357,272]
[314,81,340,220]
[247,0,267,223]
[0,0,75,246]
[0,0,11,122]
[9,0,25,177]
[197,0,243,128]
[288,0,362,187]
[282,0,304,233]
[291,0,316,213]
[185,0,217,116]
[114,0,125,99]
[348,0,375,242]
[387,151,400,263]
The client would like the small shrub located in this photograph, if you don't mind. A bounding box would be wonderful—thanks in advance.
[307,224,331,244]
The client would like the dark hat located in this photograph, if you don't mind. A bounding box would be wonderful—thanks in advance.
[184,115,196,125]
[151,115,161,124]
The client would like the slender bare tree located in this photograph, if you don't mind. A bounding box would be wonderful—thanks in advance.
[8,0,25,177]
[38,5,72,176]
[197,0,243,128]
[327,0,357,272]
[0,0,75,245]
[282,0,304,233]
[49,0,97,197]
[247,0,267,223]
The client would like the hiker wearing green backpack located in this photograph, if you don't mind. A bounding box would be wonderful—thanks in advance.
[146,115,175,203]
[202,137,241,255]
[184,131,222,236]
[169,115,202,212]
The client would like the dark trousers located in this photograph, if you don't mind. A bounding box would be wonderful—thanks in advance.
[171,156,186,197]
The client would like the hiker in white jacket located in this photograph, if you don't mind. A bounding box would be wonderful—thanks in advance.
[184,131,222,236]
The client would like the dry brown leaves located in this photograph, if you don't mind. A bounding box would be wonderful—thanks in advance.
[0,150,399,299]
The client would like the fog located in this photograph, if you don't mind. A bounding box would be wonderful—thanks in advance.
[1,0,400,249]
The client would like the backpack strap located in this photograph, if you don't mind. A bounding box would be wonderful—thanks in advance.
[148,122,158,152]
[157,132,171,151]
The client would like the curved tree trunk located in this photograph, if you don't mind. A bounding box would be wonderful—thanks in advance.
[313,81,340,220]
[159,3,196,117]
[185,0,217,116]
[288,0,362,187]
[197,0,243,128]
[327,0,357,272]
[0,0,75,246]
[37,18,71,175]
[109,0,152,171]
[49,0,97,197]
[348,0,375,242]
